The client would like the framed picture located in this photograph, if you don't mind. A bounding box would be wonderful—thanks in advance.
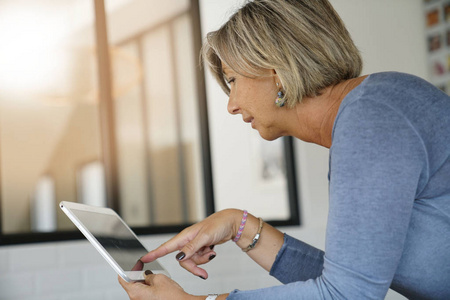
[424,0,450,94]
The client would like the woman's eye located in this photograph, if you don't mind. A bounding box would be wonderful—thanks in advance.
[227,77,235,84]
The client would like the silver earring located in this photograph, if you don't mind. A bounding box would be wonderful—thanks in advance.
[275,83,286,107]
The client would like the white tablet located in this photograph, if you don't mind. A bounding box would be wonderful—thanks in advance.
[60,201,170,282]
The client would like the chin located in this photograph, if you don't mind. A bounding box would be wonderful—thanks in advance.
[257,129,283,141]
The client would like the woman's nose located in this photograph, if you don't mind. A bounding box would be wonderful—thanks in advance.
[227,97,240,115]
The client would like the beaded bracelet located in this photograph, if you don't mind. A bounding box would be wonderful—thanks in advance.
[232,210,248,242]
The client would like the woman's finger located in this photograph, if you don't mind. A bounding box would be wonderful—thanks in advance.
[176,209,241,262]
[176,250,216,278]
[179,259,209,279]
[196,245,215,256]
[118,275,131,292]
[143,229,213,264]
[141,226,200,263]
[144,273,154,286]
[142,209,239,264]
[190,249,217,266]
[175,228,218,262]
[118,275,149,298]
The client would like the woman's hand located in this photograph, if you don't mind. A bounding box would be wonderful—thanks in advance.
[118,274,189,300]
[119,275,229,300]
[141,209,243,279]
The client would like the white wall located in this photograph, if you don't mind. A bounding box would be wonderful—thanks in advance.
[0,0,427,299]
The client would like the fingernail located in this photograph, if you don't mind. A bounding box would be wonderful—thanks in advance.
[176,252,186,261]
[144,270,153,276]
[198,276,206,280]
[209,254,216,261]
[209,245,215,250]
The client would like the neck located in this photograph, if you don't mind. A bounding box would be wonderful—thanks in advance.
[289,76,367,148]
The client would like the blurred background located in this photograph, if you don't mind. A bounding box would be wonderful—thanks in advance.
[0,0,207,235]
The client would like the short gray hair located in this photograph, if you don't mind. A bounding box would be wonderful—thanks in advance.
[202,0,362,107]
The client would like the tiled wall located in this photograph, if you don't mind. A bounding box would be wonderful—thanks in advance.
[0,232,284,300]
[0,227,406,299]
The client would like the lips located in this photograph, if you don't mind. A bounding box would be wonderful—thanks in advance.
[243,117,255,128]
[243,117,253,123]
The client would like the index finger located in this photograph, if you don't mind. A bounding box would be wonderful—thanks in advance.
[141,228,195,262]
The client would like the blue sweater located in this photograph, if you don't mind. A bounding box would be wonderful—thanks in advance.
[228,72,450,299]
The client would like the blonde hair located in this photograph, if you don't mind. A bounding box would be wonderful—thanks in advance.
[202,0,362,107]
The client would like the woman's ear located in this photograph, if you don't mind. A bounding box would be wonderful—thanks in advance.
[272,69,280,83]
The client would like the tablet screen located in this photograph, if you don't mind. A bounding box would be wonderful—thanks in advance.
[71,208,161,272]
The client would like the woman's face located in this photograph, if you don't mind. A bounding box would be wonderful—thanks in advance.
[222,63,287,141]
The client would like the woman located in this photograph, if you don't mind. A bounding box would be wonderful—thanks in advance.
[119,0,450,299]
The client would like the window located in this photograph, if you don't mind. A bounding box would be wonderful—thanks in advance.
[0,0,213,244]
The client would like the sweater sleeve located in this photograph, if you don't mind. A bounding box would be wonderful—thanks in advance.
[227,99,426,300]
[269,234,324,283]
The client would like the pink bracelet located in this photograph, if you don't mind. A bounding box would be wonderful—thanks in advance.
[233,210,248,242]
